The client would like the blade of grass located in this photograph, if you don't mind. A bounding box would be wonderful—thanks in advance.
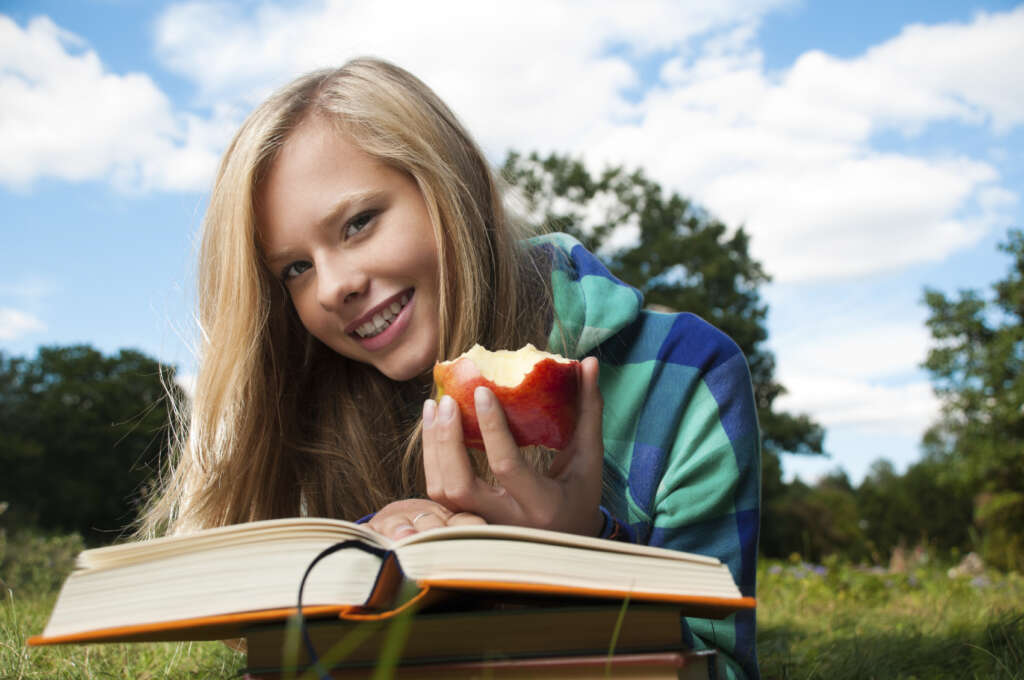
[368,599,419,680]
[281,614,303,680]
[295,583,423,680]
[315,621,383,672]
[963,642,1017,679]
[604,594,631,678]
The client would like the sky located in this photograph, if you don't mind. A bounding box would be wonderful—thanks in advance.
[2,0,1022,485]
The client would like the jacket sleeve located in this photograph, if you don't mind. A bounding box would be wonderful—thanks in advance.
[595,312,761,680]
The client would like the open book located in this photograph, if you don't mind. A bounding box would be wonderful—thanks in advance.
[29,518,754,645]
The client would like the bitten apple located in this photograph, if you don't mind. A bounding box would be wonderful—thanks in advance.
[433,344,580,450]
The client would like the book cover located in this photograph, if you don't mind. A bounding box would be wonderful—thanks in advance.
[247,651,716,680]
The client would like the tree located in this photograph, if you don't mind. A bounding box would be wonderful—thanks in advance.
[501,152,825,547]
[0,345,180,543]
[761,473,870,562]
[856,458,973,562]
[922,229,1024,570]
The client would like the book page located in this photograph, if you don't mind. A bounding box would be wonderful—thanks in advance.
[391,524,721,565]
[75,518,389,572]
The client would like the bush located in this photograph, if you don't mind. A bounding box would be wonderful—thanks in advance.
[976,491,1024,572]
[1,528,84,595]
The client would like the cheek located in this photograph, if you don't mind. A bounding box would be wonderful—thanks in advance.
[291,292,327,336]
[412,241,441,289]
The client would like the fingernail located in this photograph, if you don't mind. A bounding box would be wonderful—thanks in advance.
[439,395,456,422]
[423,399,436,427]
[474,386,493,412]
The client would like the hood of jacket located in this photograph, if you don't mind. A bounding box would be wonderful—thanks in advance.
[529,232,643,359]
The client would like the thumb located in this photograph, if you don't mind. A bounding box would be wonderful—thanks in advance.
[549,356,603,477]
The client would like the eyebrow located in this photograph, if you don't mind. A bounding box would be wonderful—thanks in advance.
[263,188,386,267]
[313,188,386,234]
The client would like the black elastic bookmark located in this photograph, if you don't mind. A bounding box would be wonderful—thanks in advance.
[296,540,389,680]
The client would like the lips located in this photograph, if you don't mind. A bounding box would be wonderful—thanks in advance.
[352,291,412,339]
[346,289,414,348]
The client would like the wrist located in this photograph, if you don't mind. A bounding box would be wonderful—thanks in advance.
[596,505,630,541]
[590,506,605,537]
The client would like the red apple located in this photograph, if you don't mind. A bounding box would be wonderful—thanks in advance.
[433,344,581,450]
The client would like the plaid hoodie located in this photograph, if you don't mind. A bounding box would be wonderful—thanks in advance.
[537,232,761,680]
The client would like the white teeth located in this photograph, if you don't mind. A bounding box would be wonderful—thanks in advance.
[354,294,411,338]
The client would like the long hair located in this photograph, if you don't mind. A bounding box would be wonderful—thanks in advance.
[138,58,555,536]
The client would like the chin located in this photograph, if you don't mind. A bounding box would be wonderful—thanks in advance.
[381,349,438,383]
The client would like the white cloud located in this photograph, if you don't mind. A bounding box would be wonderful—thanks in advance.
[0,15,224,192]
[778,321,932,382]
[590,8,1024,283]
[770,309,937,436]
[0,308,46,340]
[772,319,940,438]
[776,373,937,437]
[150,1,1023,283]
[153,0,792,155]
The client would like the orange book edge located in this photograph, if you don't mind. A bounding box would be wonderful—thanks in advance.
[26,587,442,646]
[27,577,754,646]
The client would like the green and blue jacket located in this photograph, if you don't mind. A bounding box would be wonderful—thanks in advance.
[537,232,761,680]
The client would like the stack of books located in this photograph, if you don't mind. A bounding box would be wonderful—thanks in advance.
[30,518,754,678]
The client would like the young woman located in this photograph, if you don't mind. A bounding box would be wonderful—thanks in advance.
[142,58,760,679]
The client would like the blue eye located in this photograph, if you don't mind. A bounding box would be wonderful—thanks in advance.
[344,211,376,239]
[282,261,312,281]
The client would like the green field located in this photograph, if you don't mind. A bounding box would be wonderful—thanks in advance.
[2,545,1022,679]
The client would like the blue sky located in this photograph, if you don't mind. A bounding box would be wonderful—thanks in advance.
[2,1,1022,484]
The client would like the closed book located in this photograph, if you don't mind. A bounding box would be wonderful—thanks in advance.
[244,602,687,671]
[248,651,716,680]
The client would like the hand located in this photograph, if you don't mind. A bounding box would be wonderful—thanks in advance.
[422,356,604,537]
[367,498,485,540]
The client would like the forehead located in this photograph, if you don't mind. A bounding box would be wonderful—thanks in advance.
[256,118,386,240]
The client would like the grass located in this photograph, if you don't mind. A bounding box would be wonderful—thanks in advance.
[2,534,1023,679]
[758,554,1024,679]
[1,588,239,679]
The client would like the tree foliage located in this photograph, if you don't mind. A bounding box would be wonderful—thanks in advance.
[922,229,1024,570]
[856,459,973,561]
[501,151,825,547]
[0,345,179,543]
[763,471,870,563]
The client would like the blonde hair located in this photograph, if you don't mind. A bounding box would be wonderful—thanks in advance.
[139,58,555,536]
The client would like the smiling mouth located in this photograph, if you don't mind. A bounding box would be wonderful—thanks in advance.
[353,292,411,339]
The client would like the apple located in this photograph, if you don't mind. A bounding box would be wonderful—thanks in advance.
[433,344,581,450]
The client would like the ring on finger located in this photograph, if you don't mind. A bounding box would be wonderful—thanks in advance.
[412,512,432,524]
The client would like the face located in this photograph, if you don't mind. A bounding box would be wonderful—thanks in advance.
[258,117,441,382]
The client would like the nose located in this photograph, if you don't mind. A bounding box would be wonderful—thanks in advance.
[316,255,367,311]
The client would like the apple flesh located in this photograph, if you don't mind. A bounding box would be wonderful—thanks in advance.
[433,344,580,450]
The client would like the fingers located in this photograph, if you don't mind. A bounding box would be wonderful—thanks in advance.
[421,375,604,534]
[423,395,485,514]
[475,386,557,525]
[475,387,532,488]
[368,499,452,540]
[549,356,604,478]
[367,501,487,542]
[410,511,446,532]
[577,356,604,433]
[447,511,487,527]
